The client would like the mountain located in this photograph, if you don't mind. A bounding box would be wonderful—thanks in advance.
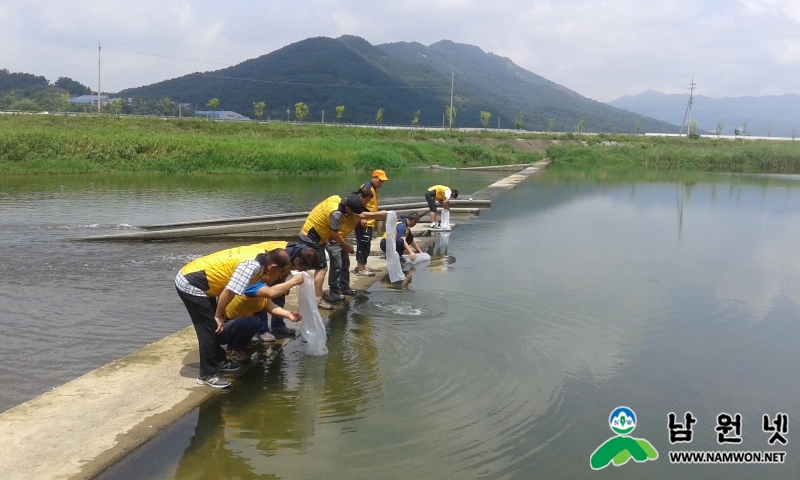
[117,36,679,132]
[375,39,675,132]
[608,90,800,137]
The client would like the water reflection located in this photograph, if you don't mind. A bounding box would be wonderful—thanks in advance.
[13,169,800,478]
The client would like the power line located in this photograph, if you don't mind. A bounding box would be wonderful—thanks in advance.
[103,47,232,66]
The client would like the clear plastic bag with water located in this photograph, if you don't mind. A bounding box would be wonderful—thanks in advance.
[294,271,328,356]
[402,252,431,264]
[385,211,406,283]
[440,209,452,230]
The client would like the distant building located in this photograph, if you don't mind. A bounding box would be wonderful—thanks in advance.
[194,110,250,121]
[69,94,110,106]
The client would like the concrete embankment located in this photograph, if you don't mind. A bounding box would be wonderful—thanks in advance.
[0,160,550,480]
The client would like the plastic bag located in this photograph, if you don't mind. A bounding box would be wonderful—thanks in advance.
[385,211,406,283]
[294,270,328,356]
[402,252,431,264]
[440,209,452,230]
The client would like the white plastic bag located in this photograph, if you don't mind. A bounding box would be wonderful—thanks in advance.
[440,209,451,230]
[385,211,406,283]
[294,271,328,356]
[402,252,431,264]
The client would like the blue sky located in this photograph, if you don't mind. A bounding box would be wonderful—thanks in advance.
[1,0,798,102]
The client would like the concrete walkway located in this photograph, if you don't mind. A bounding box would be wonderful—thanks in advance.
[0,161,549,480]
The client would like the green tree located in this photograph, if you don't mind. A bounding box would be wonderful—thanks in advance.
[577,118,585,134]
[58,92,70,114]
[335,105,344,122]
[160,97,172,116]
[688,120,699,140]
[207,98,220,110]
[445,106,457,129]
[253,101,266,121]
[514,113,524,131]
[715,122,725,141]
[110,98,123,117]
[480,111,491,130]
[376,107,384,125]
[295,102,309,121]
[412,110,420,128]
[548,118,556,133]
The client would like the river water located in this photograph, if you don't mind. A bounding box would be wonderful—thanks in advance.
[4,168,800,478]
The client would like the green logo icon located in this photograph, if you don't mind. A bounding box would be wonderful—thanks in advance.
[590,407,658,470]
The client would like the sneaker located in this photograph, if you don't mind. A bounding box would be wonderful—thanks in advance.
[271,326,296,337]
[227,349,251,364]
[255,332,276,342]
[218,359,241,372]
[324,292,345,303]
[430,222,437,228]
[353,267,375,277]
[435,222,441,228]
[317,298,334,310]
[341,287,358,295]
[196,374,231,389]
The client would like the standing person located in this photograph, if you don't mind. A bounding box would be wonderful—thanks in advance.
[380,212,423,260]
[175,246,292,388]
[353,169,388,277]
[298,191,386,309]
[243,241,317,339]
[425,184,459,228]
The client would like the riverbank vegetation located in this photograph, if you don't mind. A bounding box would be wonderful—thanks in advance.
[2,115,799,175]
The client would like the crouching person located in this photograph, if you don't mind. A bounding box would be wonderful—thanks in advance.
[380,212,423,261]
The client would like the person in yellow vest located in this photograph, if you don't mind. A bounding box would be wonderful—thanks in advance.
[298,191,386,309]
[223,267,304,360]
[380,212,423,261]
[175,246,291,388]
[354,169,388,277]
[227,241,317,342]
[425,184,459,228]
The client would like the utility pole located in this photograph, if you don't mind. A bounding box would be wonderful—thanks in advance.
[497,116,500,129]
[322,109,324,124]
[448,69,454,129]
[680,77,696,136]
[97,41,101,113]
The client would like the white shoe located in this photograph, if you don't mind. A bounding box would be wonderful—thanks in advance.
[430,223,437,228]
[255,332,276,342]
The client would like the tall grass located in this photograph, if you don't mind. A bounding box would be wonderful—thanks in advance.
[547,137,800,173]
[0,115,543,174]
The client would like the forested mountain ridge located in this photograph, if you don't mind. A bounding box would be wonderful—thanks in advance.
[118,36,679,132]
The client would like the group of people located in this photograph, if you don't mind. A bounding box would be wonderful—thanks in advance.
[175,171,459,388]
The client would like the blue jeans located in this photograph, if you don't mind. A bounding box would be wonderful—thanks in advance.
[220,315,261,350]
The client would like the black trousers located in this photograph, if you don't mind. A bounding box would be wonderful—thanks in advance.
[176,288,227,378]
[355,224,373,266]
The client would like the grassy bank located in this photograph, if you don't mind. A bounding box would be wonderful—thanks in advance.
[3,115,800,175]
[0,115,542,175]
[546,134,800,173]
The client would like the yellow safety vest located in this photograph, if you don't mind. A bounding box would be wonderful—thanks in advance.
[428,185,449,202]
[226,295,266,320]
[249,240,288,251]
[362,181,379,228]
[180,245,267,297]
[301,195,341,243]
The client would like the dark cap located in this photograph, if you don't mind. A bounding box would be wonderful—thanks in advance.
[345,193,365,214]
[406,212,420,222]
